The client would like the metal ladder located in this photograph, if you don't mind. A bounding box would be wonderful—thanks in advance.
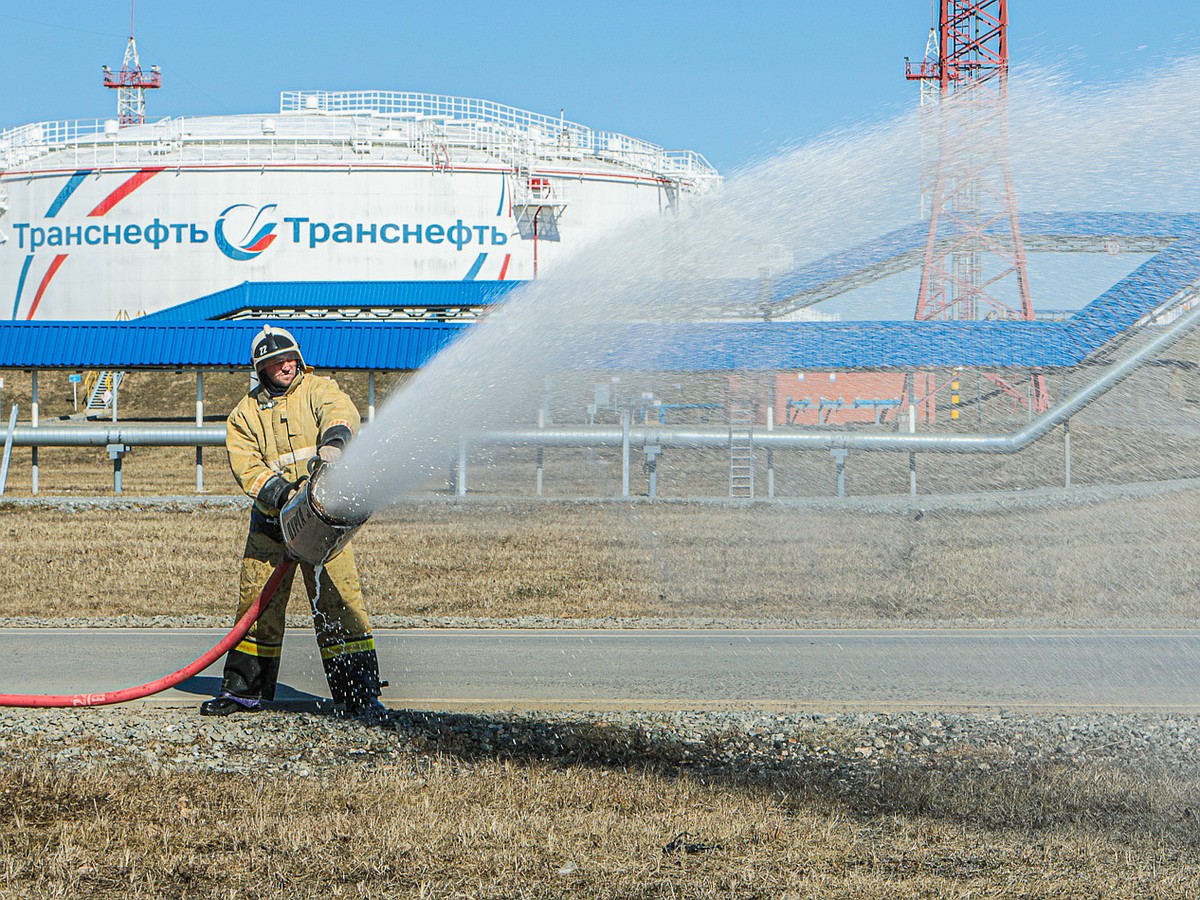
[85,371,124,413]
[728,402,756,498]
[414,120,452,171]
[431,141,451,171]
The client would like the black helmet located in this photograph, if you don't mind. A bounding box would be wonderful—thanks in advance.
[250,325,303,374]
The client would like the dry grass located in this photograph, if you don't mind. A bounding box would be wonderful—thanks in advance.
[2,737,1199,899]
[5,367,1200,897]
[1,491,1199,625]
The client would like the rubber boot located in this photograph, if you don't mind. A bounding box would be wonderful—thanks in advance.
[200,649,280,715]
[221,648,282,701]
[323,647,387,721]
[200,695,262,716]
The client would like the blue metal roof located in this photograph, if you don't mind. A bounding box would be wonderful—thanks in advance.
[138,280,524,322]
[1016,211,1200,237]
[0,320,468,370]
[607,321,1074,371]
[769,212,1200,305]
[0,317,1074,371]
[630,231,1197,372]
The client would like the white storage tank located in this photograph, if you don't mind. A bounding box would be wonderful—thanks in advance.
[0,90,720,321]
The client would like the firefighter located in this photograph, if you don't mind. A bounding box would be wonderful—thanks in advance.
[200,325,386,719]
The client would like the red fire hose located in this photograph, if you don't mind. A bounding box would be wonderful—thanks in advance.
[0,557,295,709]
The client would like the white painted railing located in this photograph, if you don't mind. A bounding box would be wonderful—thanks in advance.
[0,91,721,189]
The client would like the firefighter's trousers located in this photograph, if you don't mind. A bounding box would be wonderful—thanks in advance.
[219,509,379,706]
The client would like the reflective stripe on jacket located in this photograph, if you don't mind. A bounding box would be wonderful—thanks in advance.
[226,369,360,514]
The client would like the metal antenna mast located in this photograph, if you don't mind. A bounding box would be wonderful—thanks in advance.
[905,0,1045,411]
[102,1,161,126]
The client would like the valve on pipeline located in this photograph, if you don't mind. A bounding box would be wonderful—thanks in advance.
[279,461,370,567]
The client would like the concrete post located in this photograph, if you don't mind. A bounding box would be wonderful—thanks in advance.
[644,445,661,498]
[621,410,631,498]
[1064,418,1072,488]
[908,403,917,497]
[766,406,775,499]
[536,409,545,496]
[832,449,848,498]
[108,443,127,495]
[30,371,38,495]
[195,371,205,493]
[456,436,468,497]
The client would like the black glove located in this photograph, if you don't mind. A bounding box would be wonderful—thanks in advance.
[280,479,302,508]
[259,474,302,511]
[317,425,353,464]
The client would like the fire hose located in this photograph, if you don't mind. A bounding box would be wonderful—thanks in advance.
[0,557,296,708]
[0,464,369,709]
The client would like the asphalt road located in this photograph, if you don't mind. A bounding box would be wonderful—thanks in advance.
[4,628,1200,712]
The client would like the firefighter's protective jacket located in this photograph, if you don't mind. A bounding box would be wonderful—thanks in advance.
[226,369,359,515]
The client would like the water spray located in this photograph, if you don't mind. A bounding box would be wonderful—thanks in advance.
[0,461,370,709]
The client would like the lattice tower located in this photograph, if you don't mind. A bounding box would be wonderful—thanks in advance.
[102,3,161,126]
[905,0,1047,412]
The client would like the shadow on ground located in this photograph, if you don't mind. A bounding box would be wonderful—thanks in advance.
[175,675,326,709]
[361,706,1200,848]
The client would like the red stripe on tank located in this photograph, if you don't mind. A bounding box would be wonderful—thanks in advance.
[26,254,68,320]
[87,167,166,217]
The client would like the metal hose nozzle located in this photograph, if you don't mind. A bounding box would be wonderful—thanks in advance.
[279,464,370,566]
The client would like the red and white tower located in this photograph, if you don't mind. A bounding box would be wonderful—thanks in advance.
[905,0,1046,410]
[102,2,161,126]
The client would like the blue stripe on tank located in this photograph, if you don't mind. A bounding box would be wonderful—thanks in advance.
[11,255,34,320]
[463,252,487,281]
[45,170,92,218]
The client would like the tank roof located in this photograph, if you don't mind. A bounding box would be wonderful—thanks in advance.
[0,89,720,188]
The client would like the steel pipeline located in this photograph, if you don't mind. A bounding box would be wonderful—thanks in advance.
[7,302,1200,458]
[8,425,226,446]
[478,302,1200,455]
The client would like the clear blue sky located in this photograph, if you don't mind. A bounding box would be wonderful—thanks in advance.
[2,2,1196,173]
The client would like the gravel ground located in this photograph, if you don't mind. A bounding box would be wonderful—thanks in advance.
[4,706,1200,784]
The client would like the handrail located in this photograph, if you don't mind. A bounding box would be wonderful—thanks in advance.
[280,90,719,179]
[0,91,721,187]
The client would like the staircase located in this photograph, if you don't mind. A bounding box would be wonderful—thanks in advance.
[85,370,125,414]
[728,401,756,498]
